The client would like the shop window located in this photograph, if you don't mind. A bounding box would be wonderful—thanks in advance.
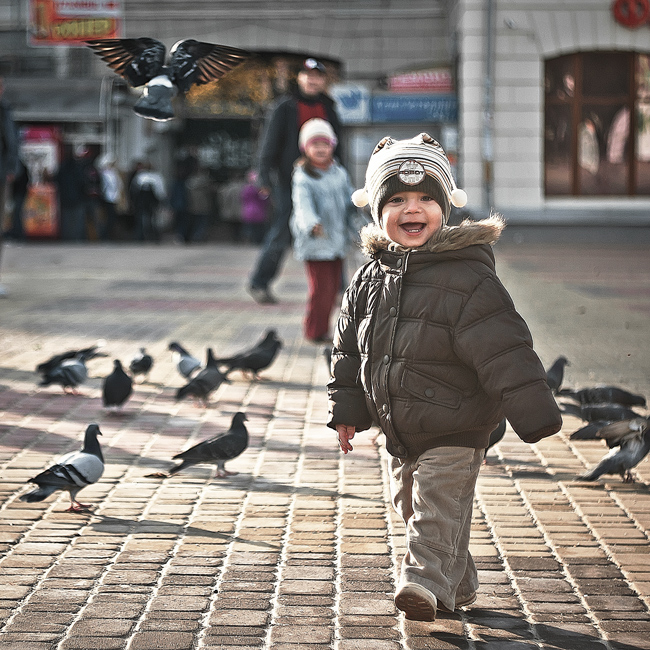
[544,51,650,197]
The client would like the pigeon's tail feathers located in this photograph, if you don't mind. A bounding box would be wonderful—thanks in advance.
[20,485,58,502]
[570,421,613,440]
[134,78,176,121]
[577,466,602,481]
[176,384,194,401]
[167,460,193,476]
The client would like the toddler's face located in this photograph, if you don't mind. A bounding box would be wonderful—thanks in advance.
[381,191,443,248]
[304,138,334,168]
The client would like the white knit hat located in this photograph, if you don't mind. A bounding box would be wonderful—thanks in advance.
[298,118,338,152]
[352,133,467,225]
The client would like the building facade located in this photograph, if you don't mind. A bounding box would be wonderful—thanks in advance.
[1,0,649,231]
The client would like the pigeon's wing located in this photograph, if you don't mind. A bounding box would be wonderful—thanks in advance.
[169,39,250,93]
[571,418,647,448]
[570,420,614,440]
[86,38,166,87]
[31,452,103,488]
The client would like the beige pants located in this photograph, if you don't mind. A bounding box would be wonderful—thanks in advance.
[389,446,483,612]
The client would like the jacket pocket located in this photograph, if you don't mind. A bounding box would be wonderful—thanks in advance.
[401,366,462,409]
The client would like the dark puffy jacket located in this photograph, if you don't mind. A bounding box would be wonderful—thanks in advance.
[327,216,562,459]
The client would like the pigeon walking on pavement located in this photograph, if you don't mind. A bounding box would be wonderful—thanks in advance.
[102,360,133,409]
[562,402,644,423]
[176,348,228,406]
[36,342,106,376]
[147,412,248,478]
[129,347,154,381]
[573,417,650,483]
[557,385,646,408]
[86,37,250,121]
[545,356,569,393]
[215,329,282,379]
[20,424,104,512]
[169,341,201,379]
[37,347,103,393]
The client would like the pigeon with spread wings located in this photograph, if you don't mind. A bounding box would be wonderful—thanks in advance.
[86,38,250,121]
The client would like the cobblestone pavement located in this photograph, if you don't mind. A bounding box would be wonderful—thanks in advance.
[0,228,649,650]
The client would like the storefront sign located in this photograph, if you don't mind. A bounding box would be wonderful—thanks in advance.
[387,68,454,93]
[28,0,123,46]
[329,84,372,124]
[21,126,60,239]
[372,94,458,123]
[612,0,650,28]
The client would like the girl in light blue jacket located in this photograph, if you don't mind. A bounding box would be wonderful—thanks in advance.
[290,118,359,343]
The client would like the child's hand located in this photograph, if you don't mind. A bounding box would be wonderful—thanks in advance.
[336,424,356,454]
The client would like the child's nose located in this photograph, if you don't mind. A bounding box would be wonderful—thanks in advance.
[403,198,421,212]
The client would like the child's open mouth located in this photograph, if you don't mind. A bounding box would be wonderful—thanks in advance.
[400,222,425,234]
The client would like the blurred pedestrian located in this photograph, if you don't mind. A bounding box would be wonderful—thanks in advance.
[78,147,102,240]
[248,58,342,304]
[0,76,19,297]
[97,154,123,241]
[130,162,166,242]
[4,158,29,241]
[185,166,212,243]
[55,145,87,242]
[240,169,268,244]
[290,119,357,343]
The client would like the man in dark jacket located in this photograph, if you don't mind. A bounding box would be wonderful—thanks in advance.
[248,58,342,304]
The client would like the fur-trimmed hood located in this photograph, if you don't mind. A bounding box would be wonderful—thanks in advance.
[359,214,506,258]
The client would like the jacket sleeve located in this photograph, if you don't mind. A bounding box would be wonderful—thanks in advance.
[453,274,562,443]
[290,170,320,236]
[257,99,289,188]
[327,271,374,433]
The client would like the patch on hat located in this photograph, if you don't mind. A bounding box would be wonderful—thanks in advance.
[398,160,425,185]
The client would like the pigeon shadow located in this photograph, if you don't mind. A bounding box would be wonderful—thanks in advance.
[89,515,278,550]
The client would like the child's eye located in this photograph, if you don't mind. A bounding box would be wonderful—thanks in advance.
[388,196,404,203]
[421,195,434,201]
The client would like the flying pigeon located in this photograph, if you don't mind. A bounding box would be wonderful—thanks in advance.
[38,347,102,393]
[176,348,228,406]
[129,347,154,381]
[562,402,644,423]
[169,341,201,379]
[545,356,569,393]
[215,329,283,379]
[574,417,650,483]
[102,359,133,409]
[85,37,250,121]
[147,412,248,478]
[36,342,106,377]
[20,424,104,512]
[557,385,646,408]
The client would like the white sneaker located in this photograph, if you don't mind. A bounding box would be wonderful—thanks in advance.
[395,582,437,621]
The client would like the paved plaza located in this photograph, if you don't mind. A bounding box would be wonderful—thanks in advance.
[0,226,649,650]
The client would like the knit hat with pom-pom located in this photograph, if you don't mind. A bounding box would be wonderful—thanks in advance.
[351,133,467,226]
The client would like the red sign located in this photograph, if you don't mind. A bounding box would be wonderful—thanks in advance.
[387,69,454,94]
[612,0,650,28]
[28,0,122,46]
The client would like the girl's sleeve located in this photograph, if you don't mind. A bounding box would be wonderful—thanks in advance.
[291,171,320,236]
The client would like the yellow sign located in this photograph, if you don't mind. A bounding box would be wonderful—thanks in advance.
[29,0,122,46]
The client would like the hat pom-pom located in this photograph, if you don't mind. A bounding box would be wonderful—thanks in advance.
[351,188,369,207]
[451,188,467,208]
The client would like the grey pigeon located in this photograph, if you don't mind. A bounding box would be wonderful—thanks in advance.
[36,342,106,376]
[169,341,201,379]
[557,386,646,408]
[102,360,133,409]
[86,38,250,121]
[545,356,569,393]
[129,347,154,381]
[38,347,102,393]
[20,424,104,512]
[575,417,650,483]
[215,329,283,379]
[148,412,248,478]
[176,348,228,406]
[562,402,643,423]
